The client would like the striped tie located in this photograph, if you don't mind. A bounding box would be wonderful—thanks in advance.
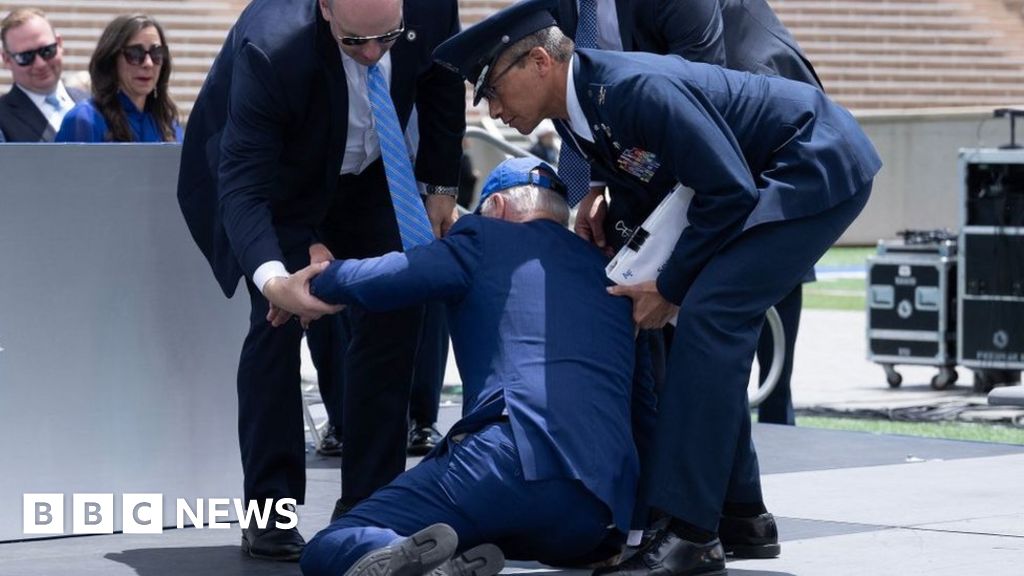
[367,64,434,250]
[559,0,600,207]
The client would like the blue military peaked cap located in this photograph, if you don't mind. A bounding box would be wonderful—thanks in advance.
[434,0,559,105]
[475,157,567,213]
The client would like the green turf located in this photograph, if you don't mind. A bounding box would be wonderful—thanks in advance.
[804,277,866,310]
[805,247,873,310]
[796,415,1024,445]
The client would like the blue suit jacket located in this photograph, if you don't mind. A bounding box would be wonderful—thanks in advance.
[176,0,465,297]
[556,0,724,64]
[558,49,881,303]
[311,216,639,532]
[555,0,819,87]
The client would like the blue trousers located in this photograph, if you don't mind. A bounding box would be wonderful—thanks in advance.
[301,422,614,576]
[756,283,802,425]
[646,188,871,532]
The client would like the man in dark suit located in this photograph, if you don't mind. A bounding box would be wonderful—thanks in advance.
[268,158,638,576]
[556,0,821,434]
[0,8,86,142]
[176,0,465,561]
[434,3,880,574]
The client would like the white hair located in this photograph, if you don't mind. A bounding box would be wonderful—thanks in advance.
[481,185,569,226]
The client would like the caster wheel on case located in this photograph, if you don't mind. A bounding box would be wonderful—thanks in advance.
[883,364,902,388]
[931,367,957,390]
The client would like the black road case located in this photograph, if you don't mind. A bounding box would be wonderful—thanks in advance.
[958,148,1024,392]
[867,232,958,389]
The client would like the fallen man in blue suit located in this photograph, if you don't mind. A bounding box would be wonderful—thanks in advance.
[268,158,641,576]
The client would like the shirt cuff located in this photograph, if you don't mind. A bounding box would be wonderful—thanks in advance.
[254,261,289,295]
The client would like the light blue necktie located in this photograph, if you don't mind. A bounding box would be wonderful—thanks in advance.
[44,92,62,112]
[559,0,599,207]
[367,64,434,250]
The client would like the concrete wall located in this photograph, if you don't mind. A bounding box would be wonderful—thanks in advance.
[0,145,248,541]
[840,108,1017,244]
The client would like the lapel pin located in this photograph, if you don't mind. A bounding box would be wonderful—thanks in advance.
[406,30,417,42]
[597,85,606,106]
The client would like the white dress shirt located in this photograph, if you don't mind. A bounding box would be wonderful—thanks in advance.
[19,81,74,132]
[339,50,393,175]
[565,55,594,144]
[254,50,395,294]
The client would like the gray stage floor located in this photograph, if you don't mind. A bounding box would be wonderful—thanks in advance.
[3,405,1023,576]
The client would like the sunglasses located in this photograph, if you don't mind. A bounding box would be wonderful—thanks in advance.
[338,21,405,46]
[6,42,58,67]
[121,44,167,66]
[477,49,531,102]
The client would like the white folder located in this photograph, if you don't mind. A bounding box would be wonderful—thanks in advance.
[604,184,694,327]
[605,184,695,286]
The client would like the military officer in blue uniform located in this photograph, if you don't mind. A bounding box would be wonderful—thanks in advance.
[556,0,821,436]
[273,158,639,575]
[434,2,881,574]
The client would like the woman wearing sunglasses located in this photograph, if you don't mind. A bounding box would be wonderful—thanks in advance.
[56,14,181,142]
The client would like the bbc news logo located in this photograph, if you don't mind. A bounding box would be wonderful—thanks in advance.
[23,494,297,535]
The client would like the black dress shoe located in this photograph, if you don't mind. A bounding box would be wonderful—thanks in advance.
[331,498,354,523]
[344,523,458,576]
[241,510,305,562]
[719,512,780,559]
[317,424,343,457]
[593,529,725,576]
[408,423,442,456]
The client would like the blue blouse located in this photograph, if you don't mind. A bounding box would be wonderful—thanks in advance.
[55,91,183,143]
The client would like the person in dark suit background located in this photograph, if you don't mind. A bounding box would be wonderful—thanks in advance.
[267,157,639,576]
[176,0,465,561]
[0,8,86,141]
[434,3,879,574]
[556,0,821,430]
[527,120,559,164]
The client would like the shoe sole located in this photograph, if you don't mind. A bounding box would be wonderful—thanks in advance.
[406,445,435,457]
[438,544,504,576]
[240,535,302,562]
[724,542,781,559]
[345,523,459,576]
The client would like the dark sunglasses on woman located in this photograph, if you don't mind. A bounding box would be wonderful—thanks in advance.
[122,44,167,66]
[6,42,58,66]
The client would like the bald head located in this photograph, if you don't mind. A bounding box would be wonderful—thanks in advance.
[328,0,401,28]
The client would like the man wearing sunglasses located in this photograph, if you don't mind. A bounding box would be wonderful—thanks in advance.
[177,0,465,562]
[0,8,86,142]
